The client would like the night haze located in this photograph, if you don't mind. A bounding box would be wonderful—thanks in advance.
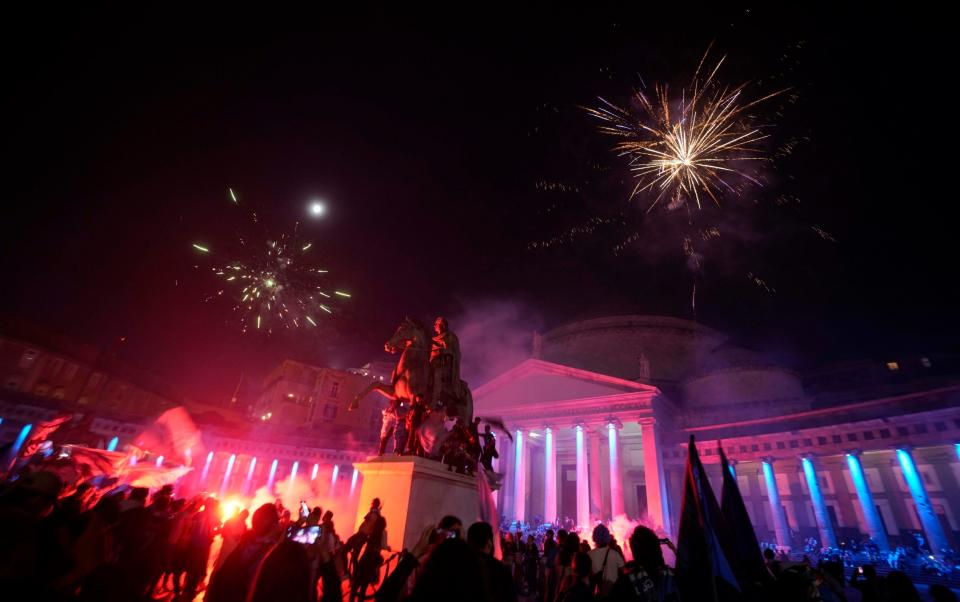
[2,5,955,406]
[4,7,960,602]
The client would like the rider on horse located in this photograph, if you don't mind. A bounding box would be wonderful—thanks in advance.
[349,316,475,459]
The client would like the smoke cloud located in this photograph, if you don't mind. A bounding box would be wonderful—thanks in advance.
[608,513,674,564]
[450,299,544,387]
[240,465,361,534]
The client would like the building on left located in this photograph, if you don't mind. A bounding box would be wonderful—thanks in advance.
[0,317,386,525]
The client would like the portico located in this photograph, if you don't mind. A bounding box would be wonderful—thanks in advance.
[473,358,673,534]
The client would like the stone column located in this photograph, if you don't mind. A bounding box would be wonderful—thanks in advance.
[513,429,526,523]
[762,458,791,548]
[525,438,536,520]
[639,417,671,534]
[499,428,513,513]
[746,463,766,535]
[800,455,838,548]
[896,447,949,556]
[607,419,625,518]
[931,453,960,550]
[845,450,889,551]
[219,453,237,497]
[544,426,557,522]
[575,424,590,529]
[588,427,604,521]
[243,456,258,495]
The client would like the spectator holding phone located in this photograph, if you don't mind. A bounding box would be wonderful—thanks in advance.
[375,521,498,602]
[609,526,679,602]
[437,515,463,540]
[849,564,883,602]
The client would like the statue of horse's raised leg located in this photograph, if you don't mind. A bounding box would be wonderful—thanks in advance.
[348,381,396,411]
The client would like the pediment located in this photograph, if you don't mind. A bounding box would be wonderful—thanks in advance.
[473,359,657,410]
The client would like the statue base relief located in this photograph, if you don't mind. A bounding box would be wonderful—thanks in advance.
[352,455,500,552]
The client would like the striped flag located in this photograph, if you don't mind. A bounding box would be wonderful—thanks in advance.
[676,435,740,601]
[719,442,770,590]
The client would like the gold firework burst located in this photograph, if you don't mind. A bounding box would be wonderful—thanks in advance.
[587,53,786,211]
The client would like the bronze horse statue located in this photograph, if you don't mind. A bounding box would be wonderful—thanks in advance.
[349,317,474,461]
[349,316,431,411]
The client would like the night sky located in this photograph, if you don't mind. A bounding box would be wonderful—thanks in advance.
[2,6,955,403]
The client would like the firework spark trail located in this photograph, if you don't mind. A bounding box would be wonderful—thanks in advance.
[747,272,777,294]
[527,216,624,250]
[586,51,786,213]
[811,225,837,242]
[578,50,790,311]
[192,189,350,334]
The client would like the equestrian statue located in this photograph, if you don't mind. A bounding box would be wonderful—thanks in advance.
[348,316,478,472]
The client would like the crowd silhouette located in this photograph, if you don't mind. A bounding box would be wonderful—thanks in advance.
[0,446,954,601]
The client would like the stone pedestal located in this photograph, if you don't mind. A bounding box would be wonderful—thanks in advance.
[352,456,497,553]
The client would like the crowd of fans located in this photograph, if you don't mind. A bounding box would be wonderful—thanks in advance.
[0,467,350,601]
[0,467,955,601]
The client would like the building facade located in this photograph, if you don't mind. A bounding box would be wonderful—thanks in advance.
[1,322,384,531]
[0,319,182,417]
[256,359,386,435]
[5,314,958,553]
[474,315,960,553]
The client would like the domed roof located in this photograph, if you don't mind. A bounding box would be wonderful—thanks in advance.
[681,344,805,410]
[538,314,727,384]
[542,315,722,339]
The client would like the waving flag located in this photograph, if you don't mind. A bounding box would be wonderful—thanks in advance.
[20,414,71,458]
[676,435,740,601]
[476,467,502,559]
[719,442,769,590]
[133,406,203,465]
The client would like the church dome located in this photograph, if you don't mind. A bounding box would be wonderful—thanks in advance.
[538,315,727,384]
[681,344,806,411]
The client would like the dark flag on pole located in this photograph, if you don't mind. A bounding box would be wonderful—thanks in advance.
[479,416,513,442]
[719,442,770,591]
[676,435,740,601]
